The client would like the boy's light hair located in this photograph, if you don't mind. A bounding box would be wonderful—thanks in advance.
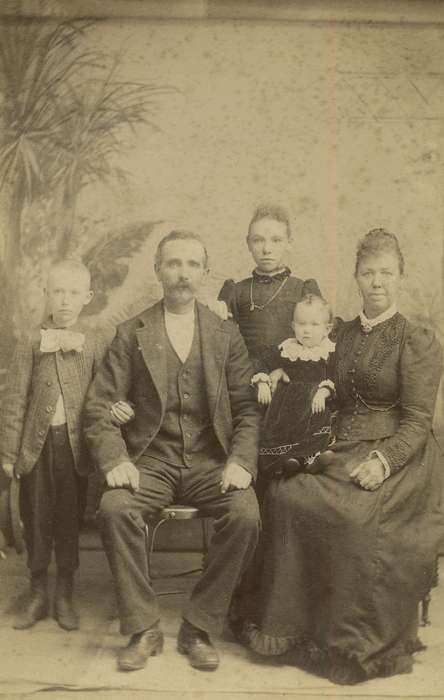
[47,259,91,288]
[294,293,333,324]
[247,205,291,240]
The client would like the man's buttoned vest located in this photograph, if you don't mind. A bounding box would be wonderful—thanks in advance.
[143,318,225,469]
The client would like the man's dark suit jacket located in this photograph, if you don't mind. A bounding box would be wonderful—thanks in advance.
[84,301,260,478]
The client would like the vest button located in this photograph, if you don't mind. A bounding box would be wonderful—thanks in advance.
[38,430,45,437]
[46,406,53,413]
[183,392,190,399]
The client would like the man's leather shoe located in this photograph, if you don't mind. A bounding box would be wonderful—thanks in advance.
[177,620,219,671]
[117,625,164,671]
[13,591,49,629]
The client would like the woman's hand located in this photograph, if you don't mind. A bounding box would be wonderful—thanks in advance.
[311,387,330,414]
[350,457,385,491]
[257,381,272,406]
[269,368,290,394]
[110,401,135,425]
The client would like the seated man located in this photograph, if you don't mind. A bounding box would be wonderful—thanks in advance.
[84,230,260,672]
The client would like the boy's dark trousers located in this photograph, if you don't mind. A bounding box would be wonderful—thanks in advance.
[20,424,84,575]
[15,424,85,630]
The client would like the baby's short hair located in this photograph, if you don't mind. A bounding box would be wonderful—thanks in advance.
[247,205,291,239]
[48,258,91,287]
[294,293,333,324]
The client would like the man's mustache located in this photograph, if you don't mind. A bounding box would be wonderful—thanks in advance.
[173,282,192,290]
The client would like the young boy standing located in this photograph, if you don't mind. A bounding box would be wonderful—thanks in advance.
[219,206,321,372]
[1,260,108,631]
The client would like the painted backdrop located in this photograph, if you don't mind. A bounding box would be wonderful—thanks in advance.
[0,10,443,423]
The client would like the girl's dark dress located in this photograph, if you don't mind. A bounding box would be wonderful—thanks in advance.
[218,268,320,371]
[242,313,443,684]
[259,337,335,474]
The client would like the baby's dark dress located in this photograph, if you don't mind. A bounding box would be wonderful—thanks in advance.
[260,338,335,473]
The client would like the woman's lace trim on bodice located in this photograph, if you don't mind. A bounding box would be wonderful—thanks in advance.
[337,315,405,401]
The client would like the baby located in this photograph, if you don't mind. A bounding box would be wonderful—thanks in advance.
[254,294,336,478]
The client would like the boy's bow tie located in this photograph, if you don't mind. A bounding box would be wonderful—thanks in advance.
[40,328,85,353]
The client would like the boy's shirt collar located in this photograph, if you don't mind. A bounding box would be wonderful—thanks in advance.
[252,266,291,284]
[42,315,88,333]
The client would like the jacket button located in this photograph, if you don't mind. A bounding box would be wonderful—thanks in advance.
[183,393,190,400]
[46,406,53,413]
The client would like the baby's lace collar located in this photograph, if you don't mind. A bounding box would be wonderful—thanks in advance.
[279,336,335,362]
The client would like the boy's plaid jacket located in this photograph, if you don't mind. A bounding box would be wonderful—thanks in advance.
[0,318,109,477]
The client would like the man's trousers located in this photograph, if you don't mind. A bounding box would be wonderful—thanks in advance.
[98,456,260,636]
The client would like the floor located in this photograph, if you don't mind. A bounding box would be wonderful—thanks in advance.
[1,534,444,700]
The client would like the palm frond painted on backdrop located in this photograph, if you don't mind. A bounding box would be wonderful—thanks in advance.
[82,220,162,315]
[0,19,98,197]
[0,13,173,342]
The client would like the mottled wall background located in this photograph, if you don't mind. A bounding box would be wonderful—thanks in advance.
[1,7,444,350]
[78,19,444,331]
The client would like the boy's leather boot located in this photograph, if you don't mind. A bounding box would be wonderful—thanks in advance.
[13,570,49,629]
[54,569,79,631]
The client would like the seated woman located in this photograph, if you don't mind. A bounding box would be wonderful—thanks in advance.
[240,228,443,684]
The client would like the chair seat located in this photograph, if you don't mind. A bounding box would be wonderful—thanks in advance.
[144,505,209,590]
[158,505,202,521]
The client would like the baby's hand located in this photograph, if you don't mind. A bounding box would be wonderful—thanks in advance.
[311,388,330,414]
[257,381,272,406]
[110,401,135,425]
[269,368,290,394]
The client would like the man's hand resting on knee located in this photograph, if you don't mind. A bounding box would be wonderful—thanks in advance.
[106,461,140,492]
[220,462,252,494]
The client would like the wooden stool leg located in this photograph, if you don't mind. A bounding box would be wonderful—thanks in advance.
[145,517,167,583]
[421,593,431,626]
[201,517,210,568]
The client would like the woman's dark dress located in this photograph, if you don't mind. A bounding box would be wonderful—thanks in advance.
[259,339,335,473]
[243,313,443,682]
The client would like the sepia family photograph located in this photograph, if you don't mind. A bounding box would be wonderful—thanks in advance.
[0,2,444,699]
